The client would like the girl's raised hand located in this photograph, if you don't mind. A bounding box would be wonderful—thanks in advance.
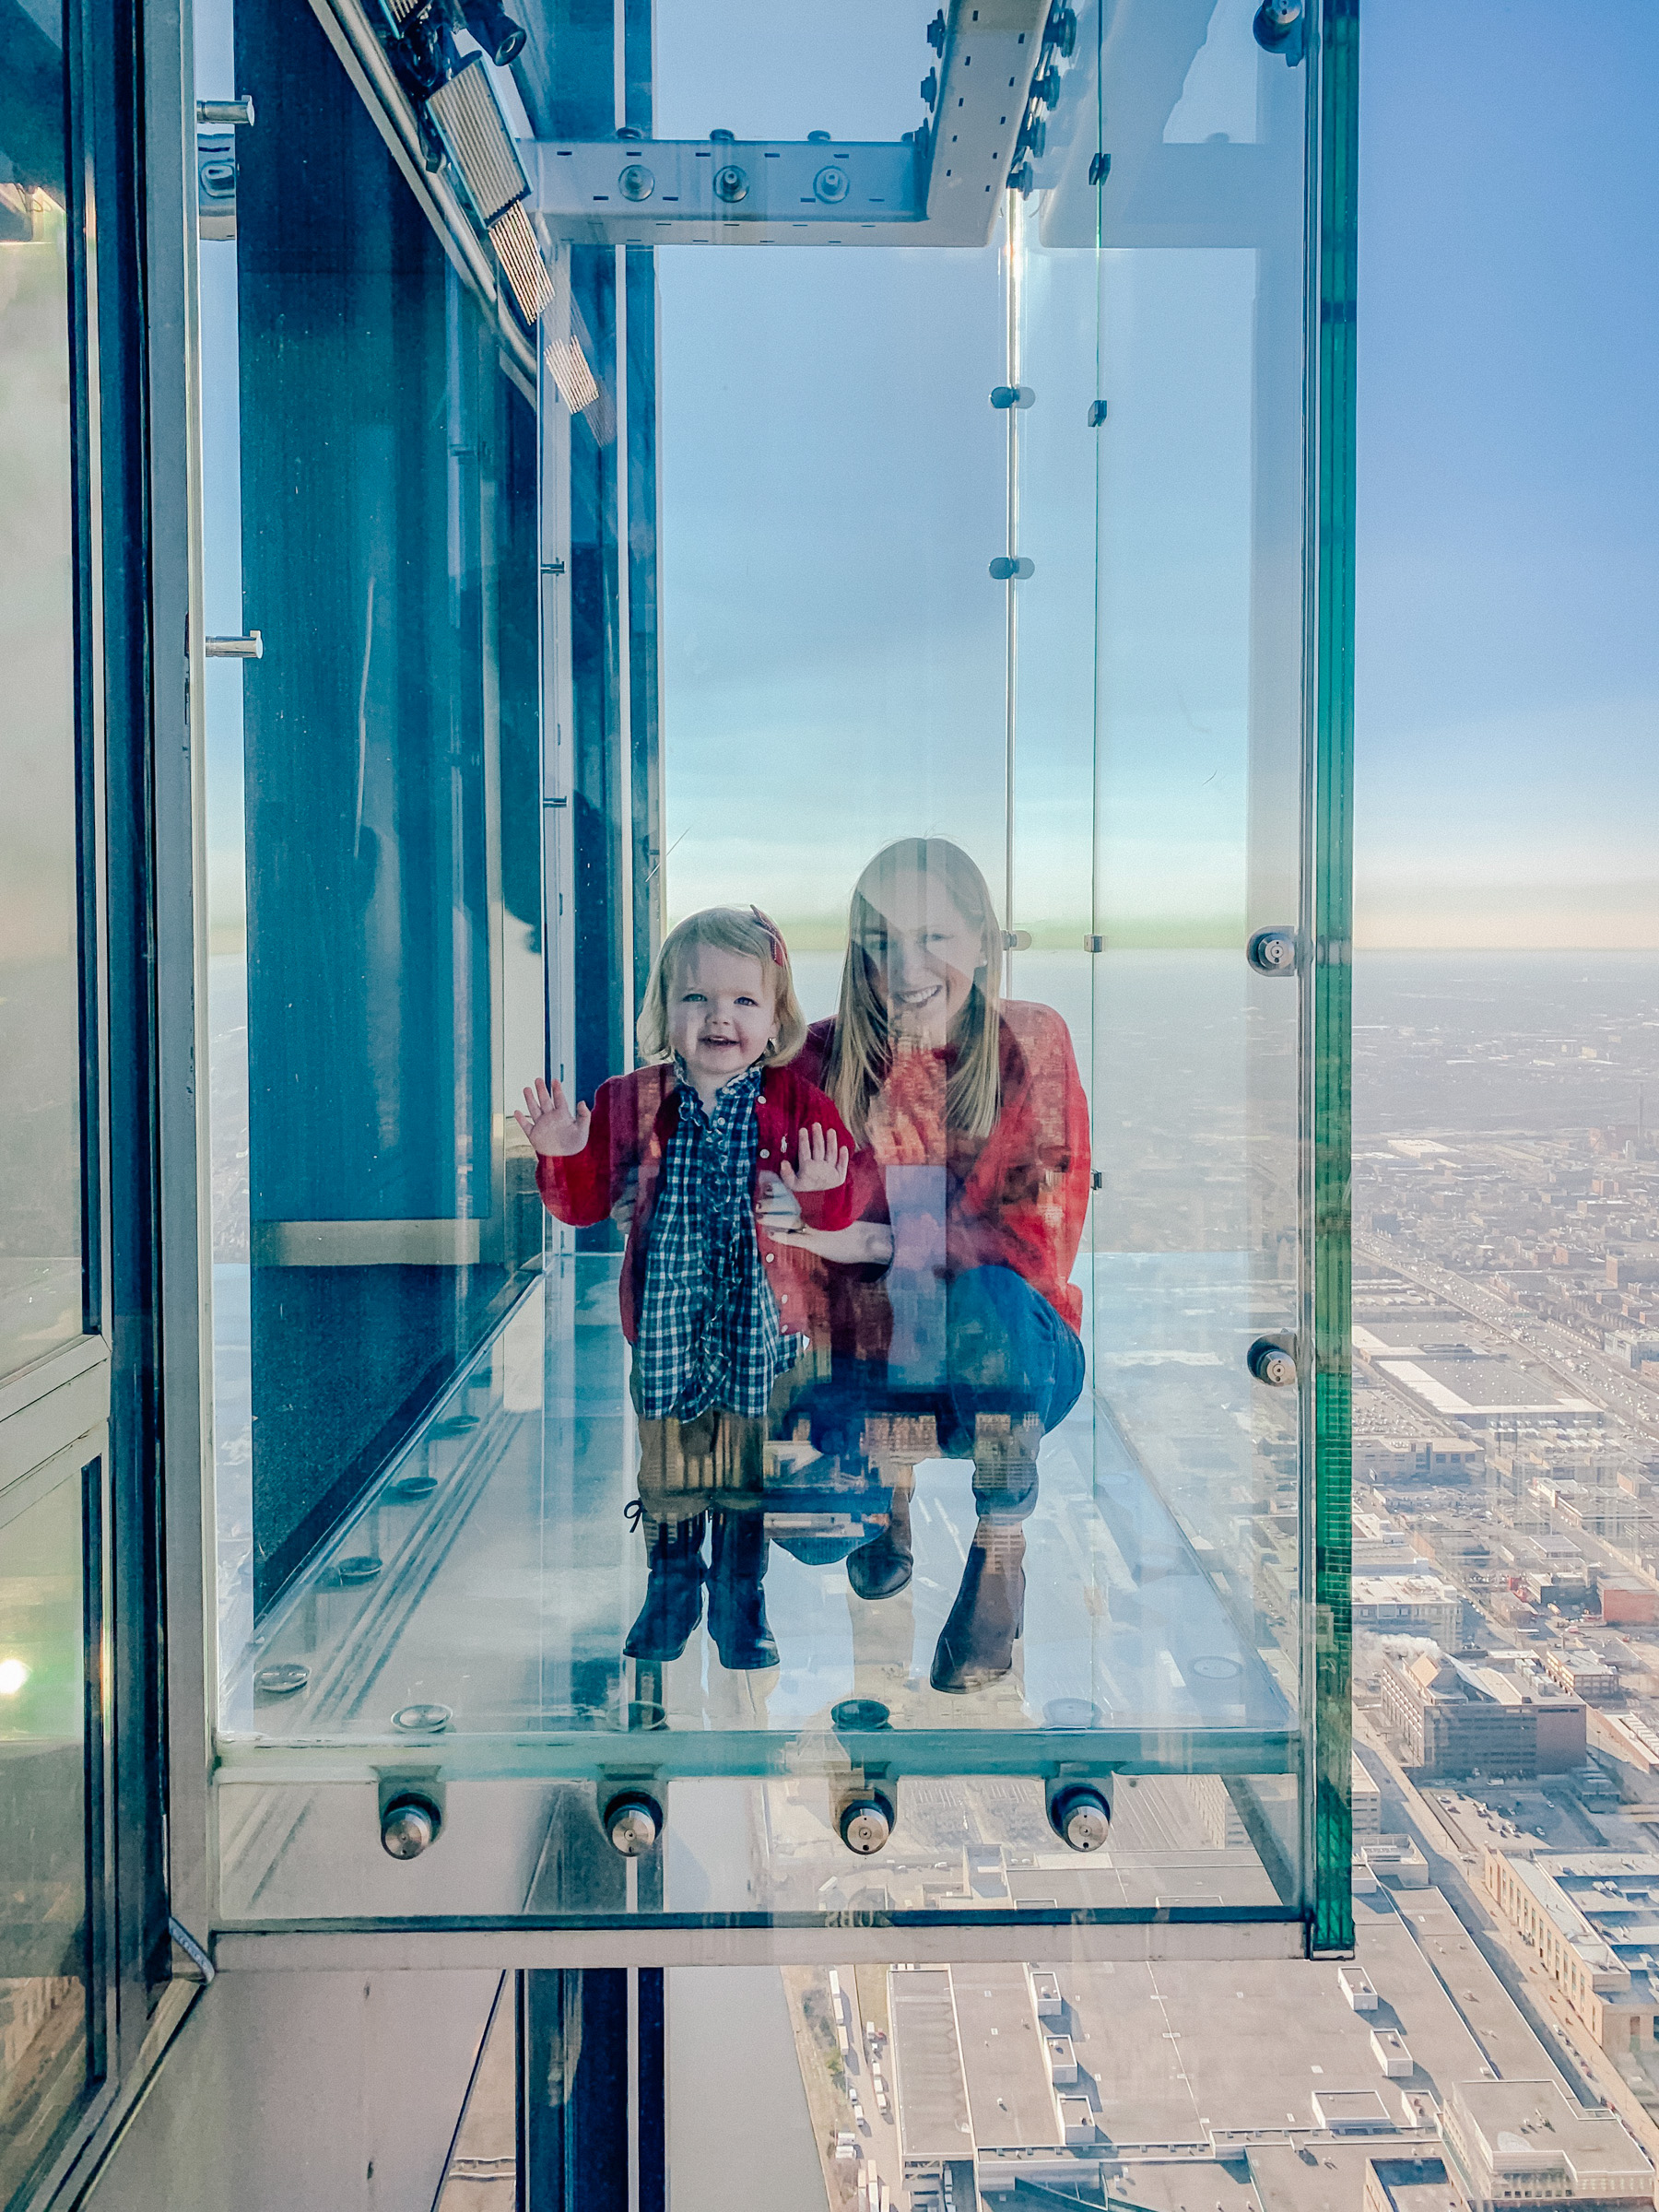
[779,1122,848,1194]
[515,1077,592,1158]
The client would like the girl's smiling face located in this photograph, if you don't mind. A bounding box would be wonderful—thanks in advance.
[667,944,779,1100]
[858,869,983,1046]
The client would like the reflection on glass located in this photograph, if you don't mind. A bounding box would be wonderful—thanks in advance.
[206,0,544,1688]
[0,1463,93,2203]
[0,0,83,1382]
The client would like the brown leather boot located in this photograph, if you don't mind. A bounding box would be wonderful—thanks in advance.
[930,1520,1026,1693]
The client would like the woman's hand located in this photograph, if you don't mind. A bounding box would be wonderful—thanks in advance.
[778,1123,848,1194]
[794,1221,895,1265]
[610,1167,640,1234]
[755,1171,805,1241]
[514,1077,592,1158]
[756,1171,893,1266]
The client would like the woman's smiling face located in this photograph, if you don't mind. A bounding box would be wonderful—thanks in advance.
[859,867,984,1045]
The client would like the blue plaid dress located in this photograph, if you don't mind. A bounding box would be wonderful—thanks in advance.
[635,1060,805,1421]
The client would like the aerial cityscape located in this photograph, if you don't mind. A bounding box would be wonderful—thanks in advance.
[771,952,1659,2212]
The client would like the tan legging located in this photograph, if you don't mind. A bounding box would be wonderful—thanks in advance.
[631,1400,769,1541]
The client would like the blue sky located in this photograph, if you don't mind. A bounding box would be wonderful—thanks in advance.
[1358,0,1659,946]
[193,0,1659,952]
[655,0,1659,947]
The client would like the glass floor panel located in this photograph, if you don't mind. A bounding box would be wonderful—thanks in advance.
[218,1263,1294,1776]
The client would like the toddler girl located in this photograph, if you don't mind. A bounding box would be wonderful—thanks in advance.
[518,905,855,1670]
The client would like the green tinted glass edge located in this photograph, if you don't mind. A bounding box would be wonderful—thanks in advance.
[1308,0,1359,1957]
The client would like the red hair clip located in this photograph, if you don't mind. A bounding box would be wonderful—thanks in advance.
[750,906,788,968]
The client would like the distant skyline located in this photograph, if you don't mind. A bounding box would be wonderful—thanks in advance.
[1356,0,1659,949]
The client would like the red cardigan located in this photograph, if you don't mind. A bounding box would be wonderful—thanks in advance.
[794,999,1090,1354]
[535,1061,856,1347]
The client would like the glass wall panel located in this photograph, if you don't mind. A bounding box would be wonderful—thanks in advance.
[0,0,84,1381]
[0,1452,98,2206]
[202,0,1352,1947]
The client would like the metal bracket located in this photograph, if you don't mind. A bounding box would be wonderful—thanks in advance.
[524,0,1048,248]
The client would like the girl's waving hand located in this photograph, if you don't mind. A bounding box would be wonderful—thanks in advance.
[778,1121,848,1194]
[516,1076,592,1158]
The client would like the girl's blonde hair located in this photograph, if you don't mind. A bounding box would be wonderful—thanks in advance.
[637,905,807,1066]
[827,838,1003,1144]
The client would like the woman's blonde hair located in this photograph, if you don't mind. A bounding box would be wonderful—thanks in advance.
[637,905,807,1066]
[827,838,1003,1143]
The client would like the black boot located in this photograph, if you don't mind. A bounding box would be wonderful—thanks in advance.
[930,1522,1026,1693]
[707,1512,778,1671]
[624,1515,706,1662]
[847,1483,914,1600]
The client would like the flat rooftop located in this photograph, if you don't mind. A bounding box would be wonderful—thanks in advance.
[1377,1357,1599,1417]
[1452,2077,1653,2193]
[953,1965,1061,2151]
[888,1967,972,2163]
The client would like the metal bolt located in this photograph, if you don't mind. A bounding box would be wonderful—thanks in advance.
[840,1796,893,1855]
[1053,1785,1112,1853]
[392,1702,453,1734]
[381,1794,441,1859]
[196,94,254,127]
[1249,1338,1299,1389]
[712,164,748,203]
[1247,926,1299,976]
[618,162,654,201]
[814,165,850,204]
[605,1792,663,1856]
[1253,0,1302,48]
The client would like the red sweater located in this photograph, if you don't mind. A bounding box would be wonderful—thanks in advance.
[535,1061,857,1347]
[795,1000,1090,1352]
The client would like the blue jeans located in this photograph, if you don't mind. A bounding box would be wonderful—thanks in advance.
[777,1265,1085,1540]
